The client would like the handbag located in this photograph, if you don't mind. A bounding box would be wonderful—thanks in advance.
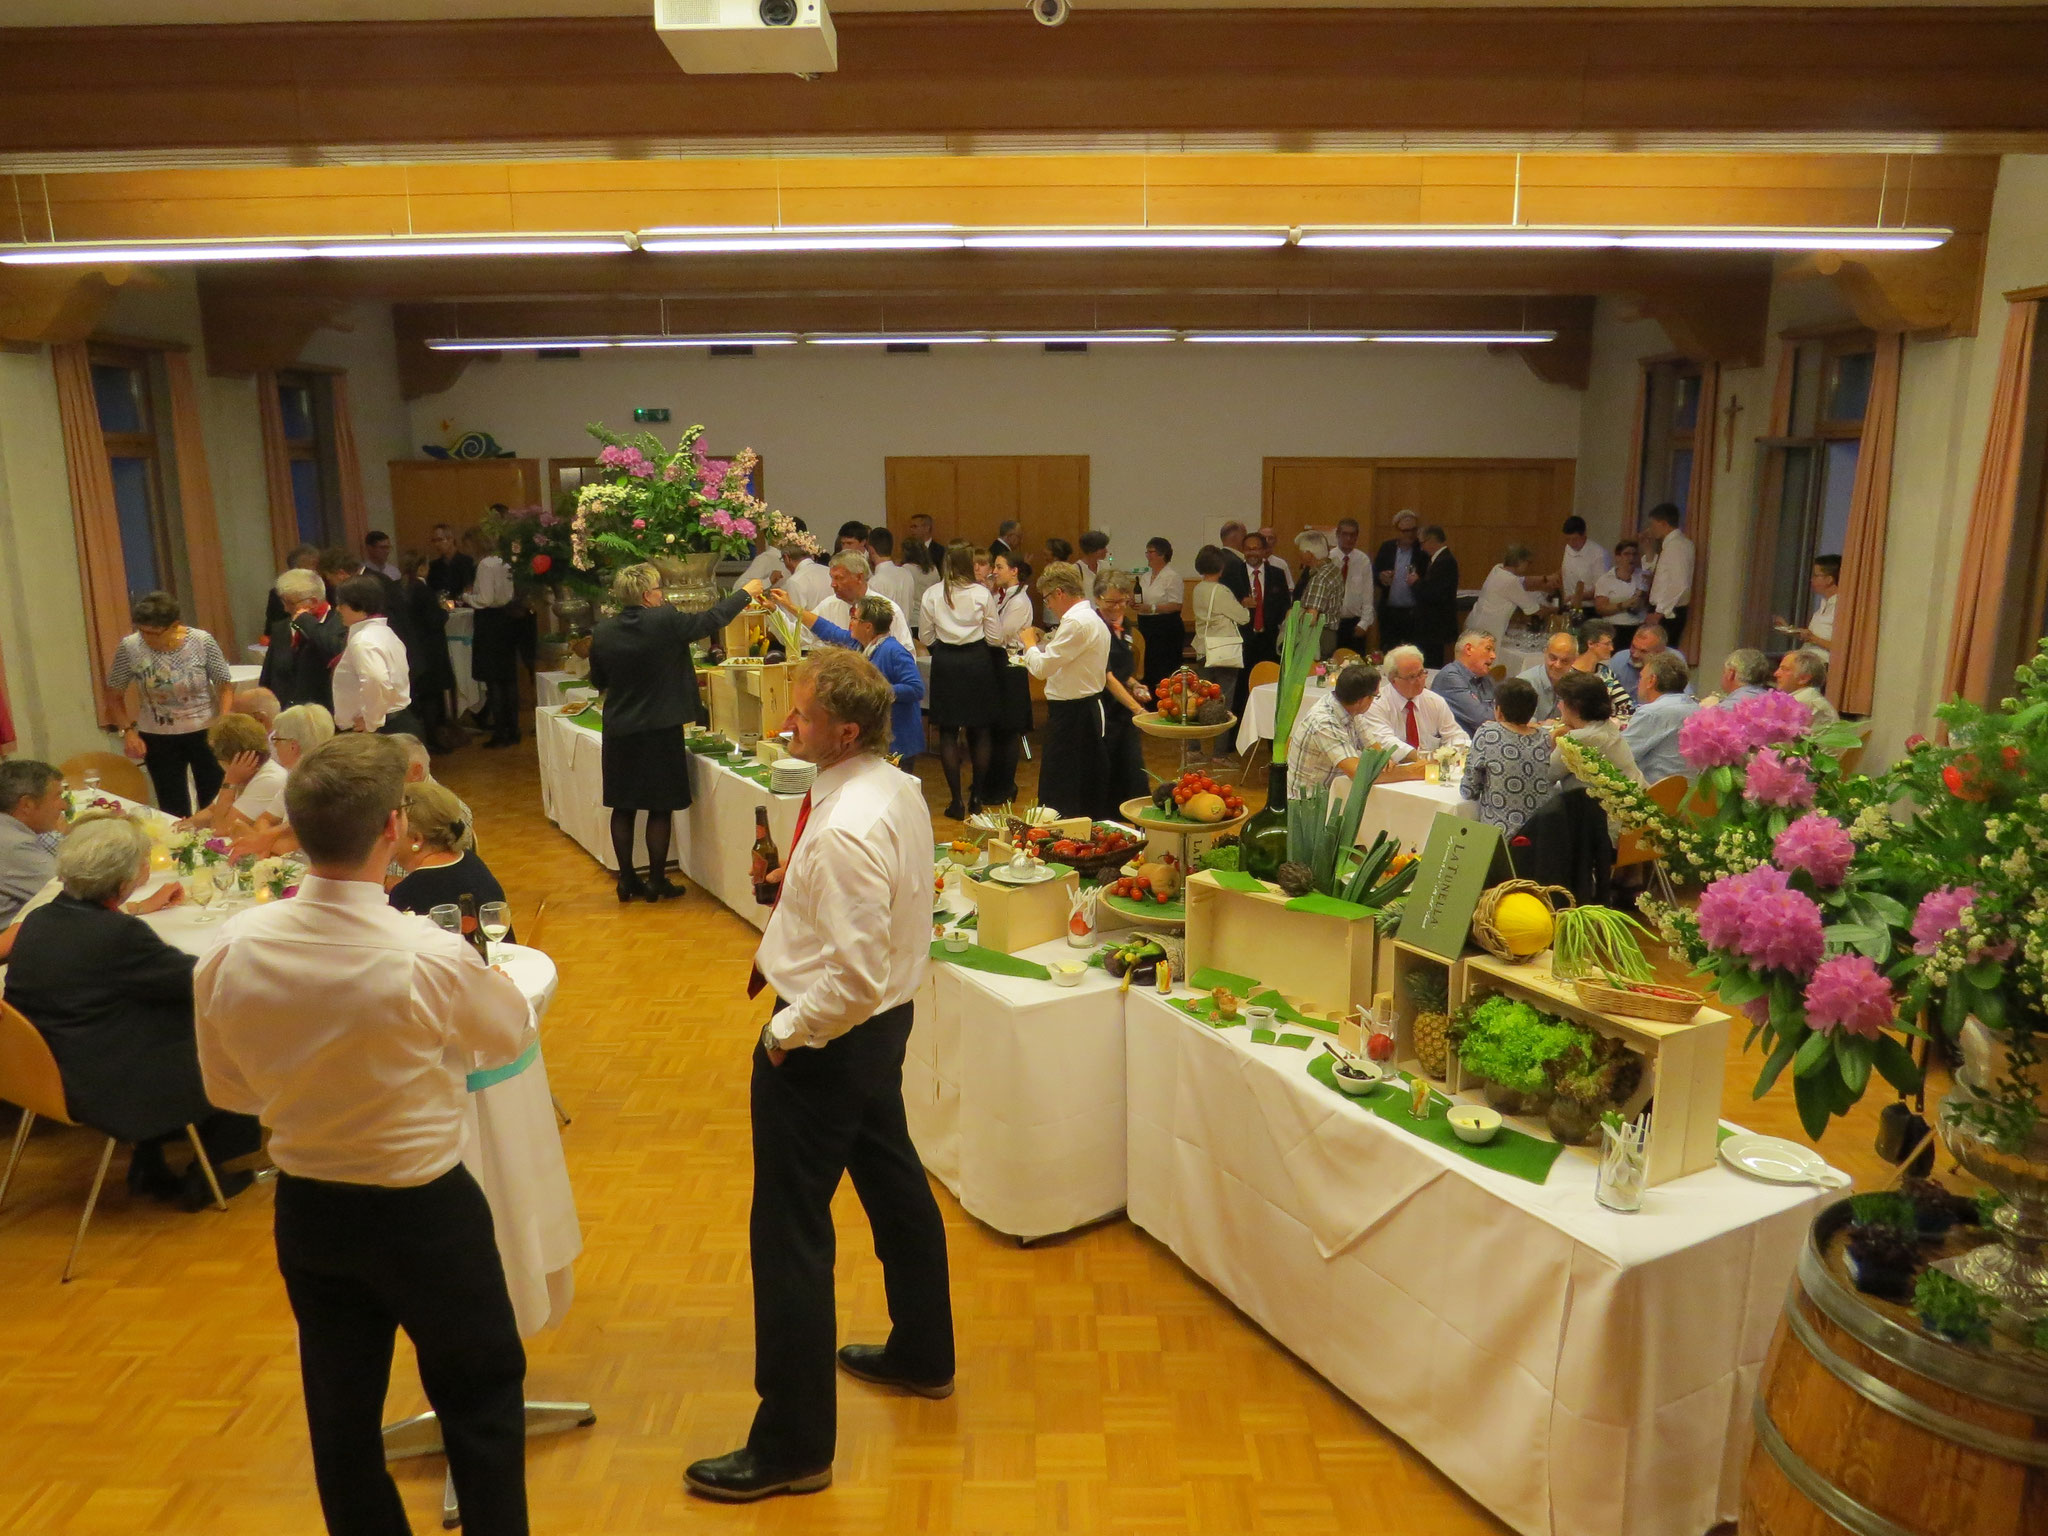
[1195,586,1244,669]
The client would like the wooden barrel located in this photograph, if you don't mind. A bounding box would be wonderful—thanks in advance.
[1741,1202,2048,1536]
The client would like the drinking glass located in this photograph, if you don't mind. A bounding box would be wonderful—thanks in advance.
[1596,1121,1648,1213]
[83,767,101,795]
[479,901,511,964]
[428,904,462,937]
[187,872,220,923]
[213,860,240,913]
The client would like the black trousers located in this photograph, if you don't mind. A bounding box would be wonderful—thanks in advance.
[472,609,521,745]
[1136,612,1186,691]
[139,729,224,819]
[1660,607,1689,648]
[1378,604,1417,654]
[748,1002,953,1471]
[275,1166,528,1536]
[1037,694,1108,820]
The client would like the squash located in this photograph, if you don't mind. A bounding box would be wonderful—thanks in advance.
[1182,791,1229,823]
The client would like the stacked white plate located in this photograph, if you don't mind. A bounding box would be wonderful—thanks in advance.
[770,758,817,796]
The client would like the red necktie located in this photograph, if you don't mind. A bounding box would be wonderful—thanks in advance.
[1340,553,1350,586]
[1405,700,1421,750]
[1251,567,1265,630]
[748,789,813,998]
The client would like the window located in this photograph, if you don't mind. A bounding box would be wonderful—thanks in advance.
[277,371,342,547]
[1637,360,1703,520]
[1746,334,1875,648]
[90,348,176,600]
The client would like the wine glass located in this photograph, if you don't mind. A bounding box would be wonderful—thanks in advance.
[83,766,101,796]
[479,901,510,964]
[187,872,220,923]
[428,903,462,938]
[213,860,240,913]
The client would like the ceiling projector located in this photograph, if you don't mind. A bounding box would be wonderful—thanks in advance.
[655,0,838,75]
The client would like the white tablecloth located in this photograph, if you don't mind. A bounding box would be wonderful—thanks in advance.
[1123,988,1817,1536]
[1235,681,1331,755]
[228,662,261,687]
[906,937,1129,1240]
[1355,778,1473,851]
[535,706,804,928]
[445,605,483,716]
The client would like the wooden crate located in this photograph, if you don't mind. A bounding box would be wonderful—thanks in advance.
[1384,938,1473,1082]
[1182,871,1378,1025]
[1455,953,1730,1186]
[964,867,1079,954]
[708,662,792,743]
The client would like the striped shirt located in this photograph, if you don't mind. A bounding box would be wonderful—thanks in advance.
[107,628,231,734]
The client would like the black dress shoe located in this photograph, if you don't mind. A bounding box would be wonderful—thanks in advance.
[836,1343,954,1399]
[126,1151,181,1203]
[684,1448,831,1503]
[616,873,649,904]
[178,1165,254,1212]
[647,876,687,901]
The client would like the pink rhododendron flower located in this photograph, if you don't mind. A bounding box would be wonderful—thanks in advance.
[1696,864,1788,952]
[1696,864,1824,977]
[1679,706,1751,770]
[1732,689,1813,749]
[1743,748,1815,809]
[632,518,647,530]
[1803,954,1895,1039]
[1774,813,1852,887]
[733,518,755,539]
[1908,884,2012,961]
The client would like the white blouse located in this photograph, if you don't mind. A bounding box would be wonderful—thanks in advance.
[991,584,1034,645]
[920,580,999,645]
[1138,564,1184,612]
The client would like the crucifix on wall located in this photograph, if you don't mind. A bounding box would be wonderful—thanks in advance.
[1722,394,1744,471]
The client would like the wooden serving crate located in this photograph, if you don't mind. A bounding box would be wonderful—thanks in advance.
[1455,952,1730,1186]
[708,662,792,744]
[1182,870,1378,1025]
[962,867,1079,955]
[1383,938,1475,1082]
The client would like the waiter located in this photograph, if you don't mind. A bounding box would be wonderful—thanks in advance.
[1019,561,1112,819]
[195,734,535,1535]
[687,649,951,1504]
[463,526,522,749]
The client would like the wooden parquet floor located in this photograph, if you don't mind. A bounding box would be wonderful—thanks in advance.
[0,731,1916,1535]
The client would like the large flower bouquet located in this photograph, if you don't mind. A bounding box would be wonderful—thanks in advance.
[568,421,775,575]
[482,503,586,594]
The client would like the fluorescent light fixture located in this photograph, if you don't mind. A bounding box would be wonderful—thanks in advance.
[1184,332,1368,344]
[0,233,635,265]
[1619,229,1948,251]
[639,226,965,253]
[805,334,990,346]
[1298,225,1950,252]
[0,240,312,265]
[1368,331,1558,345]
[610,334,798,348]
[307,235,634,258]
[1300,231,1619,250]
[963,230,1288,250]
[990,330,1177,345]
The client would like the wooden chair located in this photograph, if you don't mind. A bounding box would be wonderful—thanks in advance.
[1488,663,1508,682]
[1130,627,1146,685]
[1330,648,1361,668]
[1246,660,1281,692]
[59,753,153,805]
[1613,775,1688,870]
[0,1002,226,1282]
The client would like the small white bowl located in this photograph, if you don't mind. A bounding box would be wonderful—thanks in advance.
[1048,962,1087,988]
[942,933,970,953]
[1330,1061,1382,1097]
[1448,1105,1503,1144]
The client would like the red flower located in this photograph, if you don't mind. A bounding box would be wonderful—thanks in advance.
[1943,761,1990,803]
[1904,733,1928,752]
[2002,744,2022,771]
[530,554,553,575]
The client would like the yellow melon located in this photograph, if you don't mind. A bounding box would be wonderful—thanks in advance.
[1490,891,1555,958]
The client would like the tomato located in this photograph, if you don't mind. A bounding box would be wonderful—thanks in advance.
[1156,892,1170,905]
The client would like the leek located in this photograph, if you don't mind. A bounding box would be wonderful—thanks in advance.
[1270,605,1322,765]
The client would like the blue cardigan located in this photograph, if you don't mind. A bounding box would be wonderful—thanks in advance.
[811,618,926,758]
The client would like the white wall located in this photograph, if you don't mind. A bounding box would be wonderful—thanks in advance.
[407,343,1585,561]
[1573,300,1669,545]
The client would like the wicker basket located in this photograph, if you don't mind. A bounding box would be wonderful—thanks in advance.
[1469,880,1575,963]
[1571,977,1705,1025]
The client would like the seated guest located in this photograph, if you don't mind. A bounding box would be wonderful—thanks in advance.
[226,704,334,861]
[1430,630,1499,735]
[1517,632,1581,722]
[0,758,64,929]
[1570,619,1635,721]
[233,686,281,731]
[1607,622,1667,703]
[388,780,509,930]
[1361,644,1471,761]
[1467,543,1554,641]
[1550,671,1646,789]
[795,593,925,766]
[1286,664,1382,801]
[1459,677,1556,837]
[1713,648,1773,708]
[1621,652,1700,783]
[1776,647,1840,729]
[181,713,289,834]
[333,575,419,736]
[259,567,345,713]
[5,818,262,1208]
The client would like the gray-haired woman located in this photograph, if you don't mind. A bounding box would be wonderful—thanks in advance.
[5,818,263,1208]
[588,562,767,902]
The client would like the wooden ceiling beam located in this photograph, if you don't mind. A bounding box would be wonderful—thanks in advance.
[3,13,2048,159]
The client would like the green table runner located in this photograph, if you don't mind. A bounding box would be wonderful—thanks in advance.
[929,942,1052,980]
[1205,870,1268,894]
[1304,1054,1567,1185]
[1285,893,1373,921]
[566,705,604,732]
[1187,965,1260,994]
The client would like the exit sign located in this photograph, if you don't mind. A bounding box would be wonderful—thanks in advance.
[633,407,671,423]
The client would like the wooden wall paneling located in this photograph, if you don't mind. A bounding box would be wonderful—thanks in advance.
[387,459,539,560]
[884,456,959,546]
[1266,457,1576,580]
[1015,455,1089,558]
[884,455,1087,556]
[1262,459,1378,556]
[952,457,1021,552]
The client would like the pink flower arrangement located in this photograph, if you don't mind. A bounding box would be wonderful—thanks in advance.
[632,517,646,530]
[1773,813,1854,888]
[1696,864,1788,951]
[1678,705,1751,769]
[598,443,657,480]
[1696,864,1826,977]
[1802,954,1896,1039]
[1906,883,2012,963]
[1743,748,1815,808]
[1733,689,1814,749]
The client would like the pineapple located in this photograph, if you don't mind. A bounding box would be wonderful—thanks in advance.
[1407,967,1452,1078]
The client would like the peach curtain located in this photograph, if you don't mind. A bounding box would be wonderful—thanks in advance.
[1830,332,1903,716]
[255,369,300,567]
[0,634,15,753]
[330,372,371,554]
[1942,300,2040,705]
[52,342,131,728]
[163,351,238,655]
[1679,361,1720,664]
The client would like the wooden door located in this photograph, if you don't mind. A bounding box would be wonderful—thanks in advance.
[1264,456,1577,578]
[885,455,1088,557]
[388,459,541,556]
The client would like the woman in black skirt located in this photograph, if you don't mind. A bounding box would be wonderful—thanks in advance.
[982,552,1036,804]
[918,541,1001,820]
[1095,570,1152,813]
[588,562,765,902]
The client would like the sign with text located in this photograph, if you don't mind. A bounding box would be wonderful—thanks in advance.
[633,406,671,423]
[1395,814,1512,960]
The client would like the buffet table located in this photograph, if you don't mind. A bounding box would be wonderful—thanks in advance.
[534,704,803,928]
[906,937,1129,1241]
[1122,987,1817,1536]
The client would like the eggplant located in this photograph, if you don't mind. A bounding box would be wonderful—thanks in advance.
[1104,952,1129,979]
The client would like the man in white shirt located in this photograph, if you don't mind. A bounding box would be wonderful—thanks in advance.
[332,575,417,737]
[1774,647,1840,729]
[1361,644,1471,761]
[1644,504,1696,648]
[195,734,534,1534]
[863,526,918,618]
[736,539,785,593]
[1330,518,1376,654]
[462,529,523,747]
[788,553,916,652]
[781,545,835,613]
[1286,664,1382,799]
[1020,562,1113,818]
[688,651,950,1505]
[1558,516,1610,610]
